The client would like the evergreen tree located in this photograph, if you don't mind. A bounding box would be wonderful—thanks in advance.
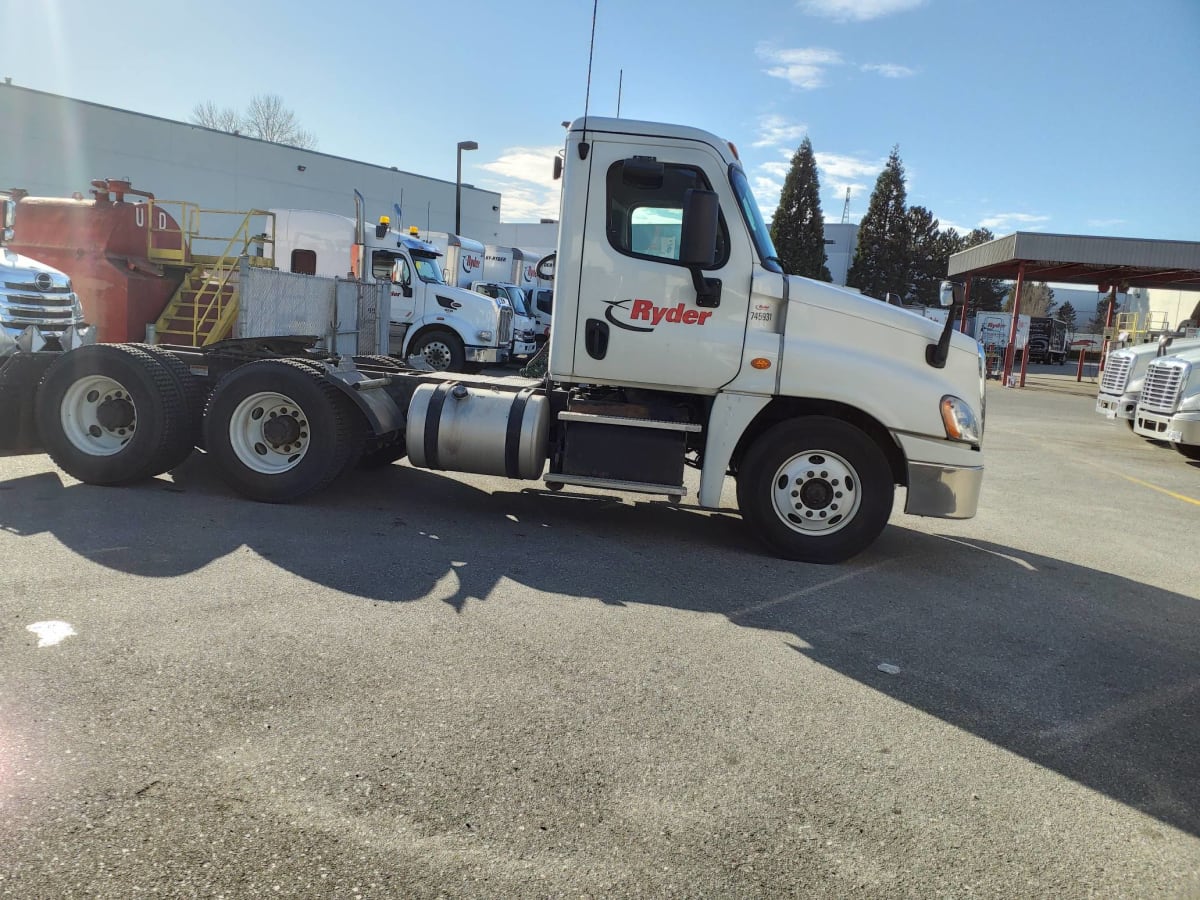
[769,137,832,281]
[1057,301,1077,330]
[904,205,955,307]
[846,146,909,300]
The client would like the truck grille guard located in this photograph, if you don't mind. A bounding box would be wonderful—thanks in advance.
[1138,359,1188,414]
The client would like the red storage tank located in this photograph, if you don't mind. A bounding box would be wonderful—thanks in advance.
[9,180,188,343]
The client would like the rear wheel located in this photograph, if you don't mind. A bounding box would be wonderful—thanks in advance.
[203,359,365,502]
[35,344,192,484]
[737,417,894,564]
[130,343,207,462]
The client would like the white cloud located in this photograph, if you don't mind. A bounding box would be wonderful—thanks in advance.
[753,114,808,148]
[861,62,916,78]
[798,0,927,22]
[759,159,791,180]
[757,45,844,90]
[978,212,1051,232]
[478,146,562,222]
[814,151,883,182]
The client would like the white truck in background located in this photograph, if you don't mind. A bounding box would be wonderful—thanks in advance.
[0,191,93,452]
[420,231,485,289]
[1096,333,1200,427]
[470,281,539,359]
[1130,345,1200,460]
[21,115,985,563]
[520,247,555,337]
[272,207,510,372]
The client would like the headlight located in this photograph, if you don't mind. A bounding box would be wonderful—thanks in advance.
[941,395,981,444]
[477,330,494,342]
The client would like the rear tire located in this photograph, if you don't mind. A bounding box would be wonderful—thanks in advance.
[130,343,207,463]
[736,416,894,564]
[203,359,365,502]
[35,344,191,484]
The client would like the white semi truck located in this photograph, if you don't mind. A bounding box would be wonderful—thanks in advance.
[0,192,93,452]
[1096,334,1200,427]
[1130,346,1200,460]
[272,205,511,372]
[19,116,985,563]
[470,280,539,358]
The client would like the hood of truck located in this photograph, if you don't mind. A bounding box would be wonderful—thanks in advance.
[771,273,983,443]
[1,247,72,284]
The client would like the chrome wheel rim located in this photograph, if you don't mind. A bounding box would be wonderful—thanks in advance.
[228,391,310,475]
[419,340,453,371]
[771,449,862,535]
[59,375,137,456]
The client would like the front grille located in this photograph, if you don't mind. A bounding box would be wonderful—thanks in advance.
[1100,353,1133,394]
[1138,360,1188,413]
[498,307,513,344]
[0,290,78,331]
[4,279,71,293]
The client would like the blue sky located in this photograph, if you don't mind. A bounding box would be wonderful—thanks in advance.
[5,0,1199,239]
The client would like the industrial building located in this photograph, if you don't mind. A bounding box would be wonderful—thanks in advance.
[0,82,502,241]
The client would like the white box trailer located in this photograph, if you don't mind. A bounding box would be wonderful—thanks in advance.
[972,312,1030,351]
[421,231,485,289]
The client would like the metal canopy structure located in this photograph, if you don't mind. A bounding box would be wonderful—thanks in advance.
[948,231,1200,289]
[947,231,1200,386]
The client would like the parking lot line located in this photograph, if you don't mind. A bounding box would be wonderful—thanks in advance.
[1114,473,1200,508]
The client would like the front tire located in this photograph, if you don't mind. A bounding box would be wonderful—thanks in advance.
[408,329,466,373]
[35,344,192,485]
[737,417,894,564]
[203,359,365,502]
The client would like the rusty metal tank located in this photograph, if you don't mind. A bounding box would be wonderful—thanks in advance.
[8,179,187,343]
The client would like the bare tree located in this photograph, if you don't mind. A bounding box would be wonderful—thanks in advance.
[189,94,317,149]
[243,94,317,149]
[1003,281,1056,318]
[191,101,242,134]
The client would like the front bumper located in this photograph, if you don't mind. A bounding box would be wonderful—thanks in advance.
[465,345,508,364]
[1134,408,1200,445]
[1096,391,1137,421]
[893,432,983,519]
[512,339,538,358]
[0,322,95,356]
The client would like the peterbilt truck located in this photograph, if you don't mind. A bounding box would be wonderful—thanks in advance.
[1096,333,1200,427]
[21,116,984,563]
[1130,347,1200,460]
[0,191,93,452]
[273,205,511,372]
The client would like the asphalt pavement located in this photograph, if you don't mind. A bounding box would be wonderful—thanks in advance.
[1,370,1198,898]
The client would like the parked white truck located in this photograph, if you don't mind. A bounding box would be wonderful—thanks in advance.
[469,281,539,359]
[1096,334,1200,427]
[1130,346,1200,460]
[20,116,984,563]
[420,231,485,289]
[0,191,93,452]
[272,205,511,372]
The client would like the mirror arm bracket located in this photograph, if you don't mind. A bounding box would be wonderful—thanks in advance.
[689,267,722,309]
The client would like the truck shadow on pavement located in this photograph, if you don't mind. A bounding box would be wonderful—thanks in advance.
[2,457,1199,837]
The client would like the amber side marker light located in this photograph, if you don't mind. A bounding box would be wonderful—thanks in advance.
[751,357,771,370]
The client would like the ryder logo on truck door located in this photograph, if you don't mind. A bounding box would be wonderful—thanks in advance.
[604,298,714,333]
[462,254,482,274]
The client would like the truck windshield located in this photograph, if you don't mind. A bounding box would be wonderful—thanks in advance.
[504,286,530,316]
[411,255,445,284]
[729,165,783,274]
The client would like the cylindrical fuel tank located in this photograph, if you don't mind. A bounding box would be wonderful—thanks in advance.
[9,194,186,343]
[406,382,550,480]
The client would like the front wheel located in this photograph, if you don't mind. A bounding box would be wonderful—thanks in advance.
[408,329,465,373]
[737,417,894,564]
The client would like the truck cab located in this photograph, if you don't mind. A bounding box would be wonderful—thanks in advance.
[1097,334,1200,425]
[0,191,93,451]
[1130,345,1200,459]
[272,209,510,372]
[470,281,538,359]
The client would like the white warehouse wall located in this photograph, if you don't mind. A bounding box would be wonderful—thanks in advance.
[0,83,501,241]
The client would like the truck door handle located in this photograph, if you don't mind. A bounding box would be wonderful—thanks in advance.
[584,318,609,359]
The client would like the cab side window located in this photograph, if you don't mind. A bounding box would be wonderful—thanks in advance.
[290,249,316,275]
[606,160,729,267]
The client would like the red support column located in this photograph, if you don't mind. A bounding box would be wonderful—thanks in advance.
[1002,262,1025,386]
[1099,286,1117,373]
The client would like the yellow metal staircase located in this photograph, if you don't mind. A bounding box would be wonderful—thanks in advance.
[146,203,275,347]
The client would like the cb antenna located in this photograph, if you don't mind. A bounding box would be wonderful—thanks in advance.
[583,0,598,123]
[616,68,623,117]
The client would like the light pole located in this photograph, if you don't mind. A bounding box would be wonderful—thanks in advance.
[455,140,478,236]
